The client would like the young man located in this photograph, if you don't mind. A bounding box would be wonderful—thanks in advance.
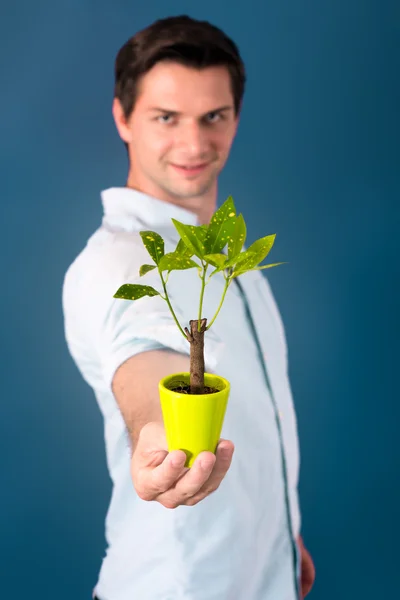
[62,15,315,600]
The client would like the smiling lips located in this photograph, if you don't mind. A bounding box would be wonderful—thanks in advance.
[170,162,209,176]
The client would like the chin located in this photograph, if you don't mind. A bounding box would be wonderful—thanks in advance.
[180,183,214,199]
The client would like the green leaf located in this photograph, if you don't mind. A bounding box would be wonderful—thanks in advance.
[224,250,255,269]
[207,250,255,279]
[204,195,237,254]
[248,262,287,272]
[158,252,200,272]
[113,284,160,300]
[175,237,194,258]
[227,213,246,259]
[246,234,276,261]
[232,262,287,279]
[139,264,157,277]
[175,225,208,256]
[232,235,276,276]
[194,224,209,246]
[171,219,207,258]
[139,231,165,265]
[203,253,228,269]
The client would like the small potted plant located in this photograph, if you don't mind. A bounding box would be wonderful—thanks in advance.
[113,196,285,467]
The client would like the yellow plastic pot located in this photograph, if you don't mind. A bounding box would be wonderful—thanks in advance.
[159,372,230,468]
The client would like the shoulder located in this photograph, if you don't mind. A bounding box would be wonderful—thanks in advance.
[61,227,157,335]
[63,228,149,298]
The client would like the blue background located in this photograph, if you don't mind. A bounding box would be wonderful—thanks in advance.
[1,2,398,598]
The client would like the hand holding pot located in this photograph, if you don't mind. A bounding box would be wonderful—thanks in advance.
[131,421,234,508]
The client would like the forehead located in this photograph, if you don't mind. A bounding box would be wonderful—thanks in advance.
[136,62,234,113]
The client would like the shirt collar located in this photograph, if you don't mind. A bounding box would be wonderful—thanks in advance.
[101,187,200,230]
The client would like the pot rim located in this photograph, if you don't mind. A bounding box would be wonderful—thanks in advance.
[159,372,230,395]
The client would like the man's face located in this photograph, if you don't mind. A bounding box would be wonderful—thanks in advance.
[114,62,239,205]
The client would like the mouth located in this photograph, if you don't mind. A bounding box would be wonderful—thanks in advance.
[170,162,210,176]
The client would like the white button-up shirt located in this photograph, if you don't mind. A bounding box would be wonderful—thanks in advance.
[62,187,302,600]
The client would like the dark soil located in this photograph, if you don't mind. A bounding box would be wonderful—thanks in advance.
[169,383,219,395]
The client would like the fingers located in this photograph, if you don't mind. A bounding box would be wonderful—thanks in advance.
[181,440,234,506]
[132,424,235,508]
[155,440,235,509]
[151,450,189,493]
[132,422,186,500]
[154,452,216,508]
[135,449,188,501]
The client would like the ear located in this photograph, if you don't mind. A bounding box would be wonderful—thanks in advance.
[112,98,131,144]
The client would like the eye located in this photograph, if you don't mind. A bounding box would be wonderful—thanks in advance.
[206,112,223,123]
[157,114,174,124]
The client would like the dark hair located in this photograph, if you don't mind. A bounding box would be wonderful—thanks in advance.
[114,15,246,121]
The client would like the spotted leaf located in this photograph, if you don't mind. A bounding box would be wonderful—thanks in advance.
[139,231,165,265]
[139,264,157,277]
[247,262,287,272]
[207,250,253,277]
[232,235,277,276]
[171,219,207,258]
[158,252,200,272]
[203,253,228,269]
[113,284,160,301]
[204,195,237,254]
[175,237,194,258]
[227,213,246,259]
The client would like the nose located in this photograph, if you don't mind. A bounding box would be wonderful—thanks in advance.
[176,121,208,155]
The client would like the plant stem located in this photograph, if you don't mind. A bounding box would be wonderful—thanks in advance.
[159,269,187,340]
[189,319,206,394]
[205,276,231,331]
[197,262,208,332]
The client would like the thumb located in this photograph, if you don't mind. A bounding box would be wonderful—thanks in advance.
[139,447,169,469]
[134,422,169,469]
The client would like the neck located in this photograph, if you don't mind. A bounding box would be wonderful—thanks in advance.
[126,171,217,226]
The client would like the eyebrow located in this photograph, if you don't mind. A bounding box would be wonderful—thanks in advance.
[148,105,234,116]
